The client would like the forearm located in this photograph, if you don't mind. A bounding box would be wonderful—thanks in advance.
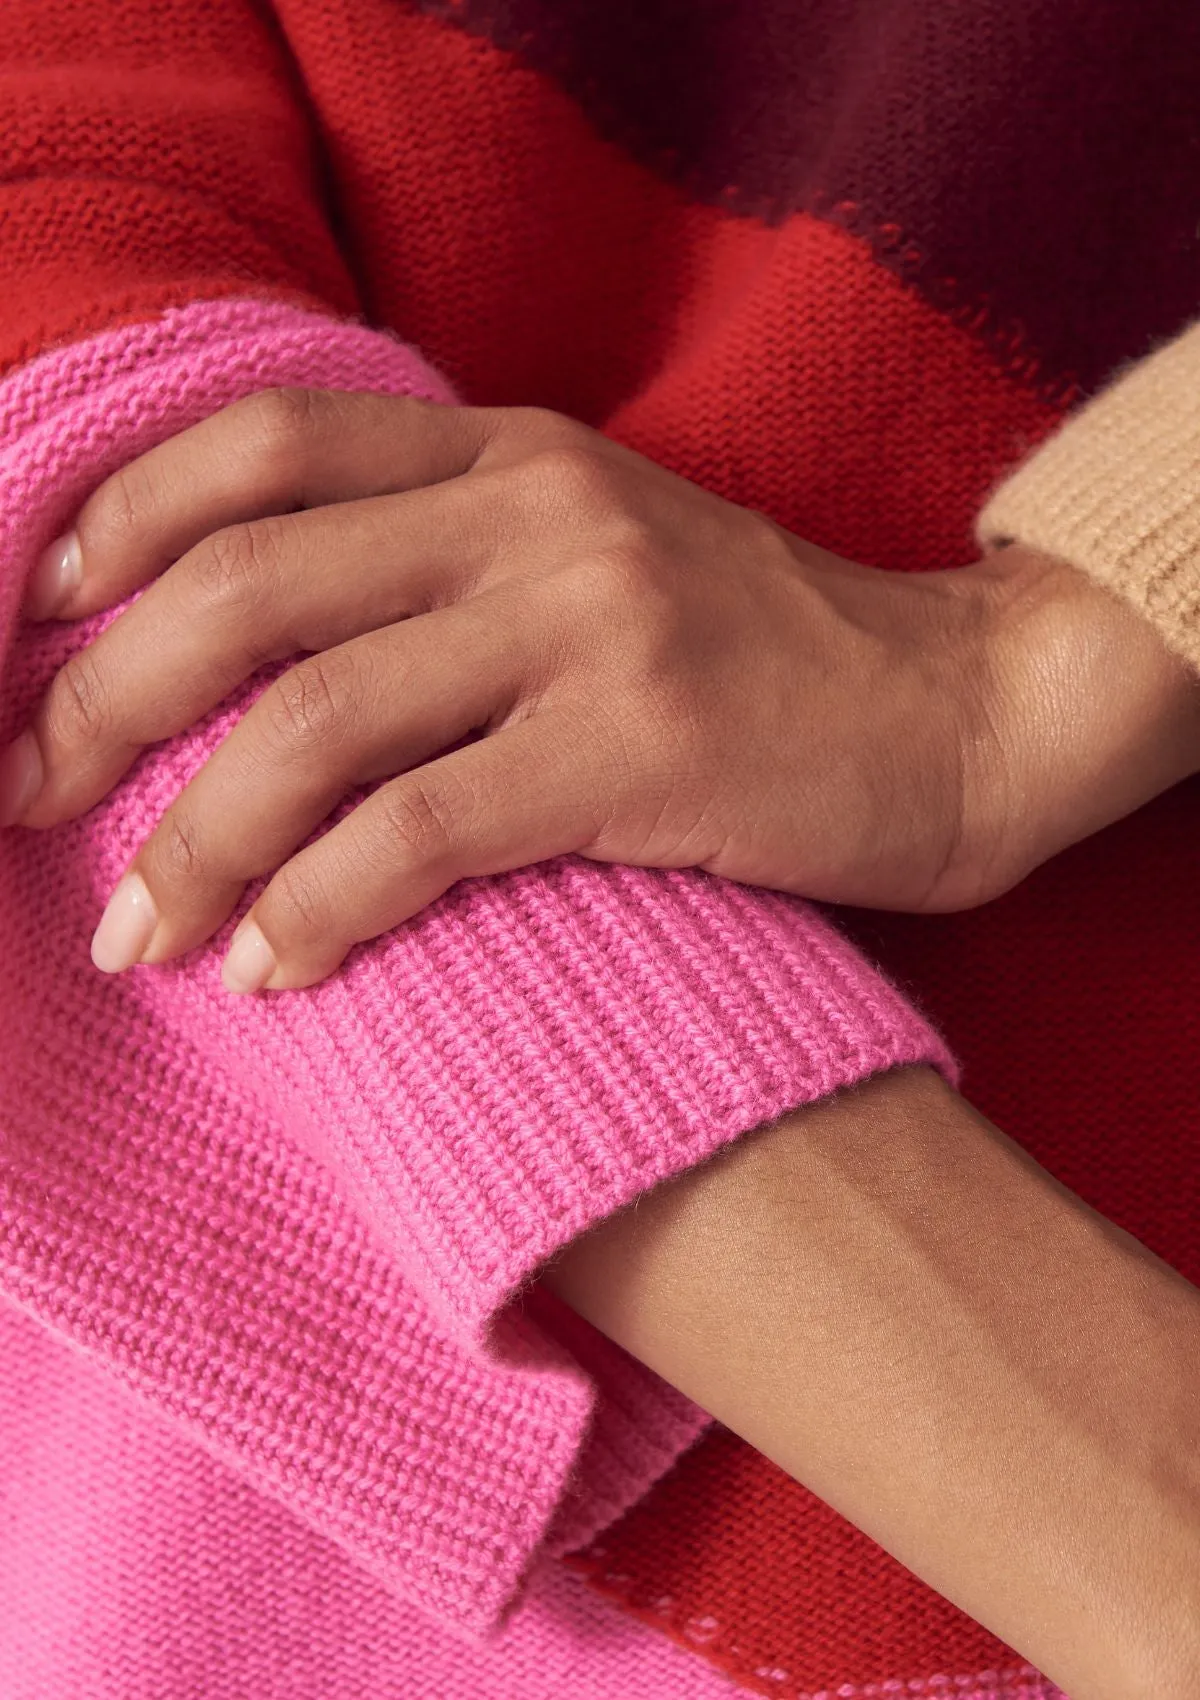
[544,1065,1200,1700]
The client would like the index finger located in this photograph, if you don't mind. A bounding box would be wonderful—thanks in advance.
[23,388,498,622]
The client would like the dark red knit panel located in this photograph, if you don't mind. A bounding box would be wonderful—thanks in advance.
[414,0,1200,398]
[273,1,1056,566]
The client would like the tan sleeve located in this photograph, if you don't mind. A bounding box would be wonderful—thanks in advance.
[977,321,1200,669]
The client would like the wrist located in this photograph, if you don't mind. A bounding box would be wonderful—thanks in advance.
[967,542,1200,886]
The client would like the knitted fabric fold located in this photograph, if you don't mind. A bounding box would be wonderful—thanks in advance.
[0,297,954,1636]
[977,319,1200,670]
[0,1295,1061,1700]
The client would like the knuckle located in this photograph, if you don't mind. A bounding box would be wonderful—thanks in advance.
[154,810,206,883]
[523,444,615,509]
[188,519,286,619]
[48,649,113,746]
[85,463,146,553]
[265,863,327,943]
[263,654,353,757]
[376,774,459,865]
[241,385,329,456]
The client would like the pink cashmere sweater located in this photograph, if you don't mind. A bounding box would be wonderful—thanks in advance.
[0,299,956,1697]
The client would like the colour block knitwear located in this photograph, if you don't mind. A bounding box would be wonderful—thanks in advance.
[5,0,1200,1692]
[0,297,954,1658]
[2,1259,1062,1700]
[0,1301,762,1700]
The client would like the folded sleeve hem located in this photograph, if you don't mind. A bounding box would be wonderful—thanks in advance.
[310,856,957,1334]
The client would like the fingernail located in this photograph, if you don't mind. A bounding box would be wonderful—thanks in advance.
[91,873,158,974]
[222,921,277,995]
[0,732,44,826]
[25,531,82,619]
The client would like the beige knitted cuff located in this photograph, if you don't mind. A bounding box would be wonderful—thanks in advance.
[977,320,1200,670]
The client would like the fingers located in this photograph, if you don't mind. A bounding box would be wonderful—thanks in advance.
[90,596,534,974]
[24,388,500,621]
[222,715,597,993]
[19,477,524,828]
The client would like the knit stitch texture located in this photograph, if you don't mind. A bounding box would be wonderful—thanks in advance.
[0,1300,756,1700]
[3,1293,1060,1700]
[0,298,954,1641]
[979,319,1200,669]
[0,1297,1066,1700]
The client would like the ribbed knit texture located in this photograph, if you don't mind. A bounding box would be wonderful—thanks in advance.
[978,320,1200,669]
[0,299,953,1658]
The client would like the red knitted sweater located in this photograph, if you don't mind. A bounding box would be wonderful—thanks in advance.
[4,2,1198,1693]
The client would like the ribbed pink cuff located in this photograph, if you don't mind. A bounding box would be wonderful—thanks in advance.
[0,299,954,1634]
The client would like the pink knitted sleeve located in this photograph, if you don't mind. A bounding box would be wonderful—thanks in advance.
[0,299,955,1636]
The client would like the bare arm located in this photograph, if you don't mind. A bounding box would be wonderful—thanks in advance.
[544,1066,1200,1700]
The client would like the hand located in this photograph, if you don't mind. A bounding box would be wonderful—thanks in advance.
[2,388,1199,992]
